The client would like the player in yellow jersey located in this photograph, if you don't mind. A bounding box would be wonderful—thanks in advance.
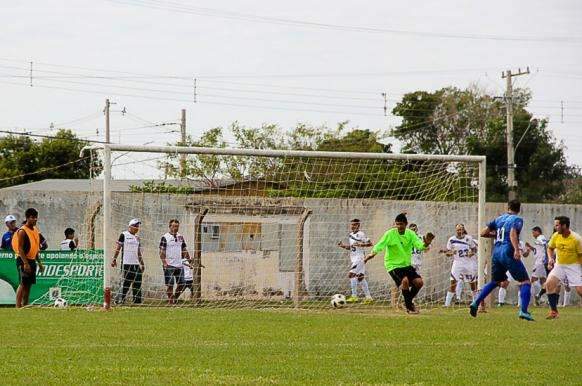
[545,216,582,319]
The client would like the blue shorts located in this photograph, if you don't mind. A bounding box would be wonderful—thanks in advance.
[491,253,529,283]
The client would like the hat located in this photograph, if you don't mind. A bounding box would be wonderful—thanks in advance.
[4,215,16,223]
[128,218,141,227]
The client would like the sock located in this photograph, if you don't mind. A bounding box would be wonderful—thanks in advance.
[445,291,454,307]
[563,290,572,306]
[519,283,531,313]
[517,289,521,307]
[532,281,542,297]
[360,279,372,298]
[473,281,498,306]
[410,285,420,299]
[402,289,414,310]
[548,293,559,312]
[350,278,358,297]
[498,287,507,304]
[456,281,464,300]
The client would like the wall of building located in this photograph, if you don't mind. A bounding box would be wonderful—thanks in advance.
[1,190,580,304]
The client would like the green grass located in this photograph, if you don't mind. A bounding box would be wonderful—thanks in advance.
[0,306,580,385]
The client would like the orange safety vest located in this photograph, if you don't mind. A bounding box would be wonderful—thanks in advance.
[11,226,40,260]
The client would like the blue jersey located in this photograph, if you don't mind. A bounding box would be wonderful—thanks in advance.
[486,213,523,259]
[1,231,14,250]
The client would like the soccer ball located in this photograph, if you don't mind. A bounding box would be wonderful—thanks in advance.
[331,294,346,308]
[54,298,68,308]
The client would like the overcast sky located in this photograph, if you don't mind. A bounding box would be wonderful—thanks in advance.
[1,0,581,179]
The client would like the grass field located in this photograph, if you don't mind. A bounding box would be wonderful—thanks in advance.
[0,306,580,385]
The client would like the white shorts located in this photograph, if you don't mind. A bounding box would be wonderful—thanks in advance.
[451,260,478,283]
[531,263,547,279]
[349,260,365,276]
[548,264,582,287]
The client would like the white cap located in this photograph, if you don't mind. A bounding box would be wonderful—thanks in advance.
[128,218,141,226]
[4,215,16,223]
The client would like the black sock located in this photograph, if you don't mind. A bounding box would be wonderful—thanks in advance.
[548,293,559,312]
[402,289,414,310]
[409,285,420,299]
[538,288,546,297]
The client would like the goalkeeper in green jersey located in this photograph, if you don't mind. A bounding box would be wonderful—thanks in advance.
[365,213,435,314]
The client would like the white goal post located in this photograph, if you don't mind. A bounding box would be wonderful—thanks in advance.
[81,144,486,308]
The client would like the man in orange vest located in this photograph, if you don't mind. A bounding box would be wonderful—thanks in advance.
[12,208,45,308]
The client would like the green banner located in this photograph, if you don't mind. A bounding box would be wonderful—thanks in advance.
[0,249,103,305]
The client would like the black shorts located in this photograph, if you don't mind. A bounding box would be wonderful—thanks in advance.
[16,257,37,286]
[388,266,421,287]
[164,266,184,286]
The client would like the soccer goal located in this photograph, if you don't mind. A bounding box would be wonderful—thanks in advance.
[69,144,486,309]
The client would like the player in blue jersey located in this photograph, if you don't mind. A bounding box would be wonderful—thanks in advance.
[469,200,534,321]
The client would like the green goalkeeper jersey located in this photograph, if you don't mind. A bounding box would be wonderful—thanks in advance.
[372,228,426,271]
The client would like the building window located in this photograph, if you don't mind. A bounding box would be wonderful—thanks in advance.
[211,225,220,239]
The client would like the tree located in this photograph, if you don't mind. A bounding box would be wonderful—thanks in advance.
[392,86,577,202]
[0,130,100,189]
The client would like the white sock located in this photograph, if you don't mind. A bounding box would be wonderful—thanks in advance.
[350,278,358,297]
[445,291,454,306]
[563,290,572,306]
[360,279,372,298]
[498,287,507,303]
[456,281,464,300]
[517,289,521,307]
[532,281,542,296]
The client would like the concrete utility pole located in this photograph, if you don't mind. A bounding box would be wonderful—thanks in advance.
[104,98,111,144]
[180,109,187,178]
[502,67,529,200]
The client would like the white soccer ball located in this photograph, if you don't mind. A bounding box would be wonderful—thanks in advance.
[54,297,68,308]
[331,294,346,308]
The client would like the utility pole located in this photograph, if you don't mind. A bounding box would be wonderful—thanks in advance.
[104,98,111,143]
[180,109,187,178]
[502,67,529,200]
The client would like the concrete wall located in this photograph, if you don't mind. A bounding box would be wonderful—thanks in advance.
[1,190,580,304]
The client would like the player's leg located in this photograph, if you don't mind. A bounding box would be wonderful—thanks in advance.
[470,257,504,317]
[173,269,185,302]
[164,268,174,303]
[405,268,423,313]
[508,259,534,320]
[562,265,582,307]
[545,271,562,318]
[455,279,464,302]
[389,268,413,312]
[469,280,478,303]
[357,274,373,303]
[117,265,132,304]
[347,271,358,303]
[447,262,460,307]
[498,280,509,305]
[562,283,571,307]
[132,265,143,304]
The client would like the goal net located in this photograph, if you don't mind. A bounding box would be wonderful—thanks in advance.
[43,145,486,310]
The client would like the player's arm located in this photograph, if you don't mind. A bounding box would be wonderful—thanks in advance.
[159,237,168,267]
[138,240,145,271]
[337,241,350,250]
[510,228,521,260]
[112,233,123,267]
[364,231,389,263]
[439,238,454,256]
[480,226,496,238]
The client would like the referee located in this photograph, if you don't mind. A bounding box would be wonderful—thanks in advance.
[112,219,145,304]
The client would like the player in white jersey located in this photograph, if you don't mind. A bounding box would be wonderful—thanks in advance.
[112,218,144,304]
[409,224,423,272]
[525,226,548,305]
[498,240,529,306]
[160,219,190,304]
[441,224,478,306]
[338,219,373,304]
[60,227,78,251]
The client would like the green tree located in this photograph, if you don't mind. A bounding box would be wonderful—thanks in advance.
[392,86,576,202]
[0,130,100,189]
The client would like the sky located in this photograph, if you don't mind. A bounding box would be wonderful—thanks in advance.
[1,0,581,179]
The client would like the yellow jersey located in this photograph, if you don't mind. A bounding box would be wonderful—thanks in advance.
[548,231,582,265]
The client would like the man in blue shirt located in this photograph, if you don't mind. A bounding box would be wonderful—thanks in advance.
[470,200,534,321]
[1,215,18,250]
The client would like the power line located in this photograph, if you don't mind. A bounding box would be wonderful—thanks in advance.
[107,0,582,44]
